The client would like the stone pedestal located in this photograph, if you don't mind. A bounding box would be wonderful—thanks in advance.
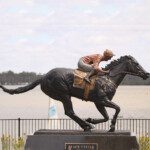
[25,130,139,150]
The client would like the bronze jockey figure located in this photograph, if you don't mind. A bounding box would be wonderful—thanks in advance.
[78,49,115,84]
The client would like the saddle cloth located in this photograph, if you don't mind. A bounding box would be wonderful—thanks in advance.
[73,69,97,100]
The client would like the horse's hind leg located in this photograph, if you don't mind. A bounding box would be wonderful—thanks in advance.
[61,95,94,131]
[86,103,109,124]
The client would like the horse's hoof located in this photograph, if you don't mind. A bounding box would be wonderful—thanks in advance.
[108,128,115,132]
[84,127,91,132]
[108,125,115,132]
[85,118,92,123]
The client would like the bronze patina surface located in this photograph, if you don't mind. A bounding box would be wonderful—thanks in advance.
[0,55,149,132]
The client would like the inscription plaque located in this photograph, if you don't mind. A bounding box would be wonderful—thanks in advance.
[65,143,98,150]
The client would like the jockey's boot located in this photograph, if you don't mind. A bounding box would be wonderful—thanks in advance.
[84,70,97,84]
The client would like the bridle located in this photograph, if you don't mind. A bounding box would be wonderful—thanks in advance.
[104,61,142,88]
[100,59,146,89]
[103,71,140,89]
[108,59,142,77]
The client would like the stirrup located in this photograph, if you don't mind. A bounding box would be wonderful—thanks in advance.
[84,77,91,84]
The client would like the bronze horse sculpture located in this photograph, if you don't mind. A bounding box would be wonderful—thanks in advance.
[0,55,149,132]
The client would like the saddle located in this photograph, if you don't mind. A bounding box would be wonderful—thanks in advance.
[73,69,97,100]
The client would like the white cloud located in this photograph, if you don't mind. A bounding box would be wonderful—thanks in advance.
[25,18,45,24]
[18,38,28,43]
[25,46,46,52]
[18,9,28,15]
[48,39,55,45]
[48,10,55,16]
[0,0,35,8]
[84,10,93,15]
[0,0,150,73]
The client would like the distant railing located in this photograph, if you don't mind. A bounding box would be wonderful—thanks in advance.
[0,118,150,141]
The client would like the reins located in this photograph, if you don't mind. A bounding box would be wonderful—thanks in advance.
[103,71,140,89]
[109,71,140,77]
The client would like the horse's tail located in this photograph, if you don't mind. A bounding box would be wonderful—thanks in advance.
[0,78,42,95]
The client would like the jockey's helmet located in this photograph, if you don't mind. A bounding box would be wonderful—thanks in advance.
[103,49,115,57]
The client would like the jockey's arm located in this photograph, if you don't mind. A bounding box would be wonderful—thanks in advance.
[93,62,109,73]
[94,66,108,73]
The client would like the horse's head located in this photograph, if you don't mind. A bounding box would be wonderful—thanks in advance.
[126,56,150,80]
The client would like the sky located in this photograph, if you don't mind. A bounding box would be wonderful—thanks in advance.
[0,0,150,74]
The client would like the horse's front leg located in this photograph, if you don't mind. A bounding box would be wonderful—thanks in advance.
[100,97,120,132]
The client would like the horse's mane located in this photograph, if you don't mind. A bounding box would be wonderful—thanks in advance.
[103,55,132,71]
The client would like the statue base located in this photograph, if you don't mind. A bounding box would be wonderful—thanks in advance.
[25,130,139,150]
